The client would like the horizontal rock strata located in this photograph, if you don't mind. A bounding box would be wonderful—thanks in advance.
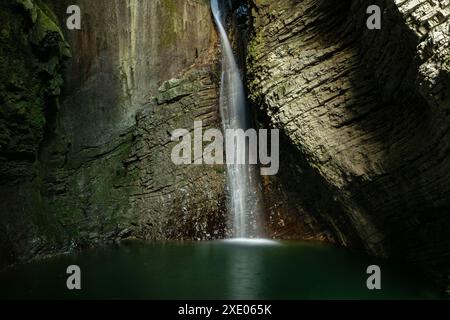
[247,0,450,290]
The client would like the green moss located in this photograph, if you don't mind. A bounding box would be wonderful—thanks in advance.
[158,0,179,49]
[212,165,226,175]
[44,131,137,245]
[0,1,71,247]
[246,30,266,102]
[443,56,450,72]
[247,30,265,64]
[0,0,70,154]
[31,161,62,243]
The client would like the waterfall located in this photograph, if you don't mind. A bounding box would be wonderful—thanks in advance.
[211,0,262,238]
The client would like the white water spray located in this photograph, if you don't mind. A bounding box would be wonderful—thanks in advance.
[211,0,262,238]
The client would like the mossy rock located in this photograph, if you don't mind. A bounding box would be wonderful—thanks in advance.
[0,0,71,250]
[0,0,70,163]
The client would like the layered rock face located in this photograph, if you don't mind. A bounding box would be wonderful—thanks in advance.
[42,0,227,243]
[1,0,226,267]
[47,0,218,149]
[247,0,450,288]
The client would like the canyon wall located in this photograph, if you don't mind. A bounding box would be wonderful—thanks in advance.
[247,0,450,289]
[1,0,449,295]
[0,0,227,267]
[42,0,227,243]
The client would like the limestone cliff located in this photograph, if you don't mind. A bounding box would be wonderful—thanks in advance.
[40,0,227,245]
[0,0,226,267]
[246,0,450,289]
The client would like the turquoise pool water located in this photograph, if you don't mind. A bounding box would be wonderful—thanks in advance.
[0,240,441,300]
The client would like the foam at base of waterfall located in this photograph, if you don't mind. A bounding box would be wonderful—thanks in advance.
[222,238,280,246]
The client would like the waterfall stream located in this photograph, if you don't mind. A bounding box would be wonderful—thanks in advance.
[211,0,262,238]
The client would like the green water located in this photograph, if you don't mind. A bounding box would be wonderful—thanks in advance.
[0,240,441,300]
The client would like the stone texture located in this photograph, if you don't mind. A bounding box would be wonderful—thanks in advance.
[46,0,218,152]
[0,0,70,267]
[40,67,226,250]
[0,0,226,268]
[123,68,227,241]
[247,0,450,290]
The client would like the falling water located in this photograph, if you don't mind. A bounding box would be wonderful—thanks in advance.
[211,0,262,238]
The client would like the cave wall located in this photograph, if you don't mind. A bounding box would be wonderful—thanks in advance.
[246,0,450,289]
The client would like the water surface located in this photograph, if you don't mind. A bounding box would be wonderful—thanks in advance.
[0,240,441,300]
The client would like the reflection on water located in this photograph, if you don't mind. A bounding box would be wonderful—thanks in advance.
[0,240,442,300]
[228,242,260,299]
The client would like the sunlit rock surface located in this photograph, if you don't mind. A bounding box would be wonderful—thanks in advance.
[247,0,450,290]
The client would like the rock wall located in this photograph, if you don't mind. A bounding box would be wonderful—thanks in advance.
[41,0,227,244]
[247,0,450,290]
[47,0,217,150]
[0,0,227,267]
[0,0,70,267]
[2,0,449,295]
